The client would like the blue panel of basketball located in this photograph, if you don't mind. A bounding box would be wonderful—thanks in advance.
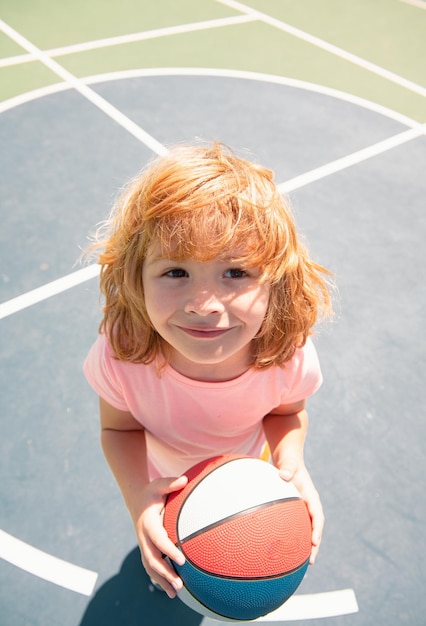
[174,558,310,621]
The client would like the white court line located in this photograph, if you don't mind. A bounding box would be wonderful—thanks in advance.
[399,0,426,8]
[0,19,168,156]
[0,530,98,596]
[216,0,426,98]
[0,81,74,114]
[0,67,420,129]
[0,264,100,320]
[257,588,359,621]
[0,52,33,67]
[200,588,359,624]
[83,67,421,128]
[0,14,256,68]
[279,124,426,193]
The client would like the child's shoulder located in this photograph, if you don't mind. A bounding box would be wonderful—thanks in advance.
[256,338,322,390]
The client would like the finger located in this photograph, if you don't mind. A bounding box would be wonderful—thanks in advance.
[142,541,184,598]
[309,543,320,565]
[306,500,324,565]
[311,517,324,549]
[146,514,186,566]
[149,565,182,599]
[310,496,324,537]
[159,474,188,497]
[279,468,293,481]
[278,458,298,481]
[307,525,321,565]
[148,568,179,598]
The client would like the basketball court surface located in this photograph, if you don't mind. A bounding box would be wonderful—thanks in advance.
[1,1,425,625]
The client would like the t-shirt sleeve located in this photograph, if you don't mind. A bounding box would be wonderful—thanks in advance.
[83,334,129,412]
[279,338,323,405]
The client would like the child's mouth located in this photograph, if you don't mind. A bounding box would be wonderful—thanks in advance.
[178,326,231,339]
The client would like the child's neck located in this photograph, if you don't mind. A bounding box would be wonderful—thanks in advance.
[168,351,251,382]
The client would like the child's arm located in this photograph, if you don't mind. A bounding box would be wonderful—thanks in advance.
[99,397,187,597]
[262,400,324,565]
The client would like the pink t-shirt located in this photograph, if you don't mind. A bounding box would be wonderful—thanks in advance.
[83,334,323,479]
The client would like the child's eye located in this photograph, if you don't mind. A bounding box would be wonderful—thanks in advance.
[224,268,248,279]
[164,268,188,278]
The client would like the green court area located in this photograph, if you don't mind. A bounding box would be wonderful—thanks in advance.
[0,0,425,121]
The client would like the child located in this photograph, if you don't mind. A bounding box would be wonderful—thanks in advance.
[84,142,333,598]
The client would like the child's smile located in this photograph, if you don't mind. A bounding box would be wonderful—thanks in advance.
[177,325,233,339]
[142,246,270,381]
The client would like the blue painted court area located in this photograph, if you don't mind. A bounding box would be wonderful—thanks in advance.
[1,2,425,625]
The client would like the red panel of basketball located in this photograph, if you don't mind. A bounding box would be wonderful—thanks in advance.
[181,500,311,577]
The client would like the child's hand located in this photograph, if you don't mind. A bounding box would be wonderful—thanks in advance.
[278,460,324,565]
[133,475,188,598]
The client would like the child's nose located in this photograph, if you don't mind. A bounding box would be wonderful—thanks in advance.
[184,288,225,316]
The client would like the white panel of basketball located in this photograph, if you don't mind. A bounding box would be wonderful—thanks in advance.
[177,458,300,541]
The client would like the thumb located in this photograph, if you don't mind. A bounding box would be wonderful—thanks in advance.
[278,458,299,482]
[159,474,188,497]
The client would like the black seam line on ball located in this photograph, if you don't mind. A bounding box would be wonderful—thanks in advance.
[179,555,311,581]
[179,497,302,544]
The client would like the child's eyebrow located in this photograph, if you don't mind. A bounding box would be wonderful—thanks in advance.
[144,245,172,263]
[145,255,170,265]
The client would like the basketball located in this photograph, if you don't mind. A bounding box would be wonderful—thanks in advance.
[163,455,312,621]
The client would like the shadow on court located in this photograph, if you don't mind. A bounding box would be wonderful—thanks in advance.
[79,548,203,626]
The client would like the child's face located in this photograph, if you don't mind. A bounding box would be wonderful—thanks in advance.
[142,245,270,381]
